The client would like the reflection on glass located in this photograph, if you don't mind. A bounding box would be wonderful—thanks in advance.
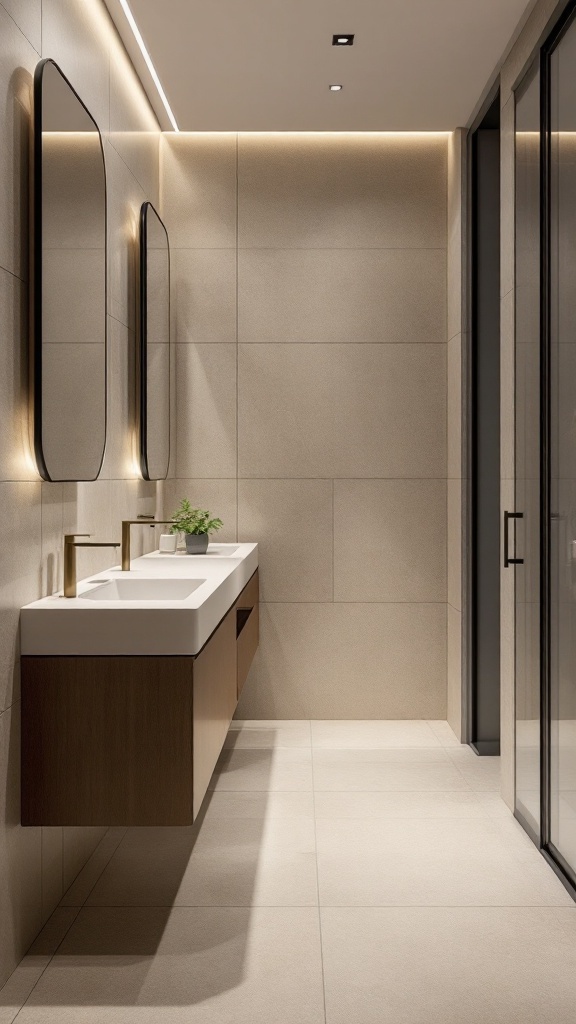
[33,59,107,481]
[549,15,576,872]
[514,62,541,835]
[138,202,170,481]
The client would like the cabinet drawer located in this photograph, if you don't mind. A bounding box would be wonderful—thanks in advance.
[236,570,259,697]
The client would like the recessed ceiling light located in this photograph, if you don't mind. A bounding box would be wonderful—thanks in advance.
[333,34,354,45]
[329,84,343,91]
[118,0,179,131]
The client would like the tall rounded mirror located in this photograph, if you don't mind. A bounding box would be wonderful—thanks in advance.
[32,59,107,482]
[138,202,171,481]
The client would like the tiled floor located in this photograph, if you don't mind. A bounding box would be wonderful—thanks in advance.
[2,719,576,1023]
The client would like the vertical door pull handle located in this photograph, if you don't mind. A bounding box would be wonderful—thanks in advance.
[504,511,524,567]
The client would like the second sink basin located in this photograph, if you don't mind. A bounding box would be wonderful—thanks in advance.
[82,578,205,602]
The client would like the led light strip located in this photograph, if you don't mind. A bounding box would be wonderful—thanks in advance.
[118,0,179,131]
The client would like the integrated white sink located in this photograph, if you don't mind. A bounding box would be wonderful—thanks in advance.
[82,578,205,602]
[21,542,258,657]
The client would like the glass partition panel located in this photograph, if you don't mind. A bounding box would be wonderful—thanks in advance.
[514,62,541,836]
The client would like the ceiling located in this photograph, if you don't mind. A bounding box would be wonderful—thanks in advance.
[106,0,536,131]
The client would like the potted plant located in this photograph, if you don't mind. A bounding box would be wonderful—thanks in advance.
[169,498,223,554]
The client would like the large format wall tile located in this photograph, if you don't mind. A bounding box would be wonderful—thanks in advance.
[238,133,447,249]
[41,0,111,133]
[237,603,447,720]
[238,479,333,602]
[161,134,237,248]
[0,5,37,281]
[108,28,160,202]
[173,249,237,343]
[176,344,237,478]
[333,479,447,603]
[238,343,446,479]
[238,248,446,344]
[105,142,146,332]
[0,268,31,481]
[0,704,42,988]
[1,0,41,53]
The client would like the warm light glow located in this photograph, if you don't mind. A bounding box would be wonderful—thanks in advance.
[118,0,179,132]
[329,85,343,92]
[166,131,452,136]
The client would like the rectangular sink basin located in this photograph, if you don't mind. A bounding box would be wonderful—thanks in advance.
[82,579,205,602]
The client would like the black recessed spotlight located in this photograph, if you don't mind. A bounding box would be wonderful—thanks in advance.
[332,34,354,45]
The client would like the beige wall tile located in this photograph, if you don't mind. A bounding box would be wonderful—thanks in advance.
[40,482,63,595]
[238,248,446,344]
[1,0,41,53]
[238,343,446,479]
[238,134,447,249]
[0,6,36,280]
[447,604,463,740]
[334,479,447,604]
[0,574,39,712]
[447,333,462,480]
[62,828,107,895]
[237,603,447,720]
[101,319,136,481]
[176,344,237,478]
[2,482,41,584]
[238,479,333,602]
[41,0,111,133]
[108,29,160,201]
[0,704,42,988]
[173,249,237,343]
[0,268,31,481]
[448,479,462,612]
[105,143,146,332]
[160,134,237,248]
[41,827,63,924]
[447,128,466,341]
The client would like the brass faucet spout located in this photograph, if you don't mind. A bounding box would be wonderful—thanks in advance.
[121,519,174,571]
[63,534,120,598]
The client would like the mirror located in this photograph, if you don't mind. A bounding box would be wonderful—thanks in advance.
[138,202,171,481]
[32,59,107,482]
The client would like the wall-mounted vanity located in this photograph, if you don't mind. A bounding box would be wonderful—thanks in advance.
[20,545,259,826]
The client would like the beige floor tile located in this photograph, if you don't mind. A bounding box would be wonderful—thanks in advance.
[426,720,461,746]
[321,907,576,1024]
[311,720,441,749]
[0,956,50,1024]
[312,747,451,765]
[27,908,80,956]
[447,749,502,791]
[312,759,470,793]
[203,790,315,819]
[61,829,127,907]
[16,907,325,1023]
[225,720,312,749]
[313,790,488,820]
[210,747,313,792]
[316,817,572,906]
[86,815,317,908]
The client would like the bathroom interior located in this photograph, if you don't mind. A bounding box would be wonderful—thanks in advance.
[2,0,576,1019]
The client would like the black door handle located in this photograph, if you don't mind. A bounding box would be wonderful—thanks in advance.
[504,511,524,567]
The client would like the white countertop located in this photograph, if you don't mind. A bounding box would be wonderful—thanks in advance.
[20,542,258,657]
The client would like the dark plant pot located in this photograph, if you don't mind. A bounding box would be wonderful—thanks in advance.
[185,533,209,555]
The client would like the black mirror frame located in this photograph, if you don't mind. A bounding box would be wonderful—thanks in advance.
[31,57,108,483]
[137,201,171,482]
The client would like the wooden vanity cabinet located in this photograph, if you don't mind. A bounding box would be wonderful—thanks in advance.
[21,570,259,827]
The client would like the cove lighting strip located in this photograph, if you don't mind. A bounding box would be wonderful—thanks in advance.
[118,0,179,131]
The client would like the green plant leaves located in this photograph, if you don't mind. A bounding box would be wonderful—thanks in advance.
[169,498,224,536]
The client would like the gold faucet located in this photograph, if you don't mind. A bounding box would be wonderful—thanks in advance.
[64,534,120,598]
[121,516,174,571]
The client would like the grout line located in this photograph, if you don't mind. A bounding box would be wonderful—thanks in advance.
[11,906,82,1023]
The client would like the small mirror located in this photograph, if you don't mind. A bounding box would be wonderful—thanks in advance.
[32,59,107,482]
[138,202,171,481]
